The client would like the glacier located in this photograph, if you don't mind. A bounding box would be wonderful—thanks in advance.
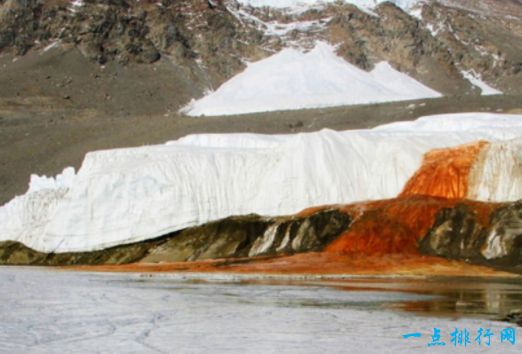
[181,42,442,116]
[1,113,522,253]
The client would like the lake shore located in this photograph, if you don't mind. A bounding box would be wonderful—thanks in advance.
[68,253,521,279]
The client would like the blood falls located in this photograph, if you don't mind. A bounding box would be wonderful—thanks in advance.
[0,113,522,256]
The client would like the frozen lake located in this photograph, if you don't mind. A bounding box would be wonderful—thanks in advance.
[0,267,521,353]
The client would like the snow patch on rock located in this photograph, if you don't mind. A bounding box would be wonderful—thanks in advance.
[461,70,502,96]
[236,0,422,11]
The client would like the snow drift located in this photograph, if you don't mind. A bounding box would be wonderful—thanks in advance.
[461,70,502,96]
[1,113,522,253]
[181,42,441,116]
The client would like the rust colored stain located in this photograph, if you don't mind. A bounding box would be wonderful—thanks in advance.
[298,141,497,258]
[69,197,503,276]
[400,141,489,199]
[71,253,516,278]
[325,196,498,255]
[296,205,337,217]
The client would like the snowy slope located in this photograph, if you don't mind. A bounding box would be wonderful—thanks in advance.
[236,0,422,11]
[182,42,441,116]
[1,113,522,253]
[461,70,503,96]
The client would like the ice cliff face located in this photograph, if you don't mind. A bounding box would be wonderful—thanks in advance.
[401,139,522,202]
[1,113,522,253]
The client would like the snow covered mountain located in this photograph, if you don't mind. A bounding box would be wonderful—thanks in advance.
[0,0,520,116]
[182,42,442,116]
[235,0,422,11]
[177,0,522,115]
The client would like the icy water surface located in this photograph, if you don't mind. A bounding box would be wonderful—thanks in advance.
[0,267,521,353]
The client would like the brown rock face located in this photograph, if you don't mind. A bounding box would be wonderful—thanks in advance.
[0,209,350,265]
[481,201,522,262]
[420,200,522,267]
[326,2,471,95]
[419,204,488,260]
[420,1,522,94]
[143,209,350,262]
[438,0,522,20]
[324,196,495,256]
[0,238,167,266]
[1,0,520,102]
[0,0,266,89]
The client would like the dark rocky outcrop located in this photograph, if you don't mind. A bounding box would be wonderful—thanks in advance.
[0,0,266,88]
[482,201,522,264]
[420,201,522,267]
[502,310,522,327]
[1,0,520,97]
[419,204,486,260]
[327,2,471,95]
[145,209,351,262]
[0,209,350,265]
[421,1,522,94]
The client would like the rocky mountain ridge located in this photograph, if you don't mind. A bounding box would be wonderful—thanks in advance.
[1,0,521,110]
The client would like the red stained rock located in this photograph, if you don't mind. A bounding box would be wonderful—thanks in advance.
[325,196,498,256]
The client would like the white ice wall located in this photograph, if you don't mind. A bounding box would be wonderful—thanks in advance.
[1,113,522,253]
[468,139,522,202]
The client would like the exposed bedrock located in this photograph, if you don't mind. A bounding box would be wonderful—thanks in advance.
[420,200,522,267]
[2,195,522,271]
[325,196,474,255]
[1,0,521,98]
[146,209,351,262]
[2,136,522,269]
[419,204,489,260]
[0,209,350,265]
